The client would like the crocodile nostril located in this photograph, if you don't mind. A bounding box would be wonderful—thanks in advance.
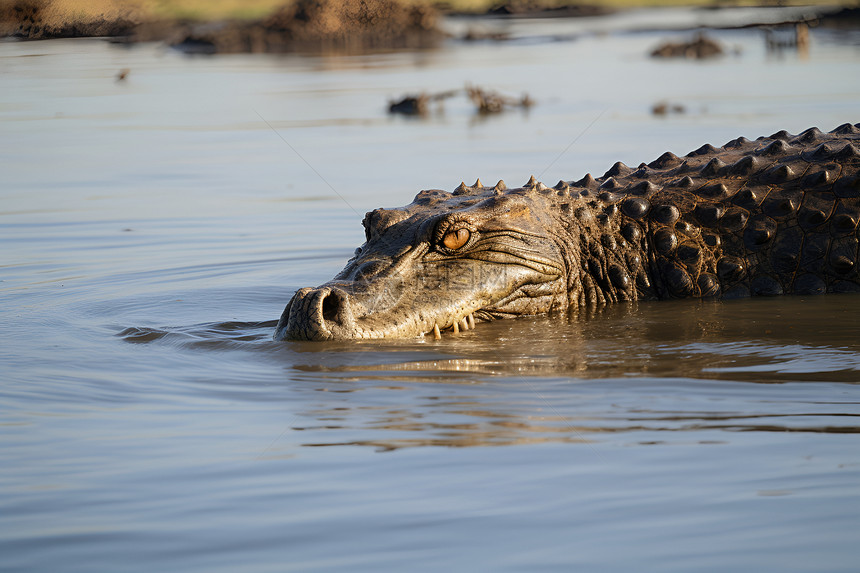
[321,291,341,324]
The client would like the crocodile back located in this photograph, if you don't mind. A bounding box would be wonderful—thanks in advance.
[577,124,860,299]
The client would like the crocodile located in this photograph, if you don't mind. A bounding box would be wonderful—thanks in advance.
[274,123,860,341]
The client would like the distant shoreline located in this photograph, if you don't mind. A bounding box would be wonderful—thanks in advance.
[1,0,855,53]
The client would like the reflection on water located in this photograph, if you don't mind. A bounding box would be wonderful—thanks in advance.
[126,294,860,383]
[113,294,860,451]
[3,11,860,573]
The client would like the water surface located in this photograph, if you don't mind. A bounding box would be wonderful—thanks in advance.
[2,9,860,571]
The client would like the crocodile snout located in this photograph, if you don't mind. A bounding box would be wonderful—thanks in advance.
[274,286,356,341]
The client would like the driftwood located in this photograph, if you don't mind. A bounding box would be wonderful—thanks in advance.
[389,85,533,116]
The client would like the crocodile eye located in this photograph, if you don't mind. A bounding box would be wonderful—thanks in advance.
[442,228,470,250]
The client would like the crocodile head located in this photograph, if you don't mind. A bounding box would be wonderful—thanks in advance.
[274,181,571,340]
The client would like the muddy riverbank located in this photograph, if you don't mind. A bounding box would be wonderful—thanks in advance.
[4,0,859,54]
[1,0,441,51]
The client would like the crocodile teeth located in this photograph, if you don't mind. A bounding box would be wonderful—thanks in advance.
[430,313,478,338]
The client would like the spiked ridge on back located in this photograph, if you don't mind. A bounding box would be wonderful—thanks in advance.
[441,125,859,301]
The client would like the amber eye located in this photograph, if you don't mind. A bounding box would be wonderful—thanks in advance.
[442,228,470,250]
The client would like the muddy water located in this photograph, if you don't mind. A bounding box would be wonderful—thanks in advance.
[2,9,860,572]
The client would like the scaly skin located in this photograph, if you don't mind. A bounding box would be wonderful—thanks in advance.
[275,123,860,341]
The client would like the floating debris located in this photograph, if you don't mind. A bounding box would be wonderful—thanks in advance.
[650,33,724,60]
[388,89,459,116]
[651,101,686,116]
[389,95,429,116]
[388,86,532,116]
[467,85,533,114]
